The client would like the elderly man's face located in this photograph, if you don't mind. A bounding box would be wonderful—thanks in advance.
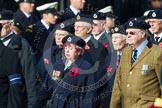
[148,19,162,35]
[54,30,69,46]
[70,0,85,9]
[0,20,12,38]
[126,29,145,48]
[20,2,35,14]
[74,22,92,39]
[112,33,126,51]
[92,20,105,36]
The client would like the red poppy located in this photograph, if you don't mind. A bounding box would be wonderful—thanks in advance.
[44,58,49,64]
[104,43,109,48]
[68,67,79,77]
[158,42,162,48]
[107,66,112,72]
[85,44,90,50]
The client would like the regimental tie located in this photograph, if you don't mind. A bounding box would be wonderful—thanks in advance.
[131,48,138,65]
[155,37,160,44]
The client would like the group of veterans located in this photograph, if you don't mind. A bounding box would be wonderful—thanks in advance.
[0,0,162,108]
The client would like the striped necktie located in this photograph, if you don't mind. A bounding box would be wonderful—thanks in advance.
[131,48,138,65]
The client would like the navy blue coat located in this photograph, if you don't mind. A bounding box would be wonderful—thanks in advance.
[33,57,96,108]
[0,41,23,108]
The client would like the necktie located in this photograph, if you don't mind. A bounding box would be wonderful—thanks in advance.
[116,54,120,68]
[131,48,138,65]
[155,37,160,44]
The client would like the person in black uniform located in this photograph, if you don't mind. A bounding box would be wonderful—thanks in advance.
[0,10,38,108]
[13,0,39,38]
[60,0,86,22]
[100,25,127,108]
[147,9,162,48]
[0,40,23,108]
[32,35,96,108]
[74,14,107,72]
[30,2,59,63]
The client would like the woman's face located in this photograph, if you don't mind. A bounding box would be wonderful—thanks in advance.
[64,44,80,61]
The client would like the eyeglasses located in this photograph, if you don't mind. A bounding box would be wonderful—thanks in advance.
[126,31,141,35]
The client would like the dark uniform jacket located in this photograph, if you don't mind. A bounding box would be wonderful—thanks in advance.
[29,21,53,63]
[0,41,23,108]
[2,33,38,108]
[32,57,96,108]
[13,9,39,38]
[150,34,162,48]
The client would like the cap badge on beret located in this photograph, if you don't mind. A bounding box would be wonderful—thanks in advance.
[15,0,19,2]
[114,27,119,32]
[0,14,1,19]
[152,12,156,17]
[67,37,72,42]
[93,14,97,18]
[129,21,133,27]
[76,15,80,20]
[60,23,65,28]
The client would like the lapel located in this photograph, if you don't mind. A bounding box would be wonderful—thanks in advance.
[126,47,132,71]
[0,41,4,57]
[130,41,153,70]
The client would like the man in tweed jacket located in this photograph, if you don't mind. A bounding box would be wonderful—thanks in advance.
[110,17,162,108]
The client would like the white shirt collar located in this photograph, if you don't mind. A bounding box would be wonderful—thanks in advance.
[41,19,50,30]
[1,32,14,46]
[93,31,105,40]
[22,11,31,18]
[154,32,162,42]
[84,35,91,43]
[70,5,80,15]
[135,39,148,58]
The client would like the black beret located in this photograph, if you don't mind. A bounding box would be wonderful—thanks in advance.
[92,12,106,20]
[111,25,126,35]
[124,17,150,30]
[56,23,74,34]
[15,0,35,3]
[62,35,86,48]
[0,10,13,20]
[75,14,92,24]
[147,9,162,19]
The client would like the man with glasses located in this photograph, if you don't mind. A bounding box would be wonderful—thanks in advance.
[74,14,107,71]
[110,18,162,108]
[147,9,162,47]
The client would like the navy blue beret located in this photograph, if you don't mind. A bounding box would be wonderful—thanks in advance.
[56,23,74,34]
[147,9,162,19]
[62,35,86,48]
[0,10,13,20]
[111,25,126,35]
[124,17,150,30]
[75,14,92,24]
[92,12,106,20]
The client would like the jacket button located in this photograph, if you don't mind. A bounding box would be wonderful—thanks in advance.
[127,84,130,87]
[129,71,132,74]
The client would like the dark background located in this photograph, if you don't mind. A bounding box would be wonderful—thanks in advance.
[0,0,148,23]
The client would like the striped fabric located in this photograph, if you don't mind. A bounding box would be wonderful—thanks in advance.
[8,74,22,85]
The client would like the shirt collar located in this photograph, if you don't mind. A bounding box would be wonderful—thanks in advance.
[84,35,91,43]
[22,11,31,18]
[1,32,14,46]
[41,19,50,30]
[135,39,148,58]
[154,32,162,41]
[93,31,105,40]
[70,5,80,15]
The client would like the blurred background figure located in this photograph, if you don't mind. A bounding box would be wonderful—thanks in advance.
[13,0,39,38]
[0,10,38,108]
[147,9,162,48]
